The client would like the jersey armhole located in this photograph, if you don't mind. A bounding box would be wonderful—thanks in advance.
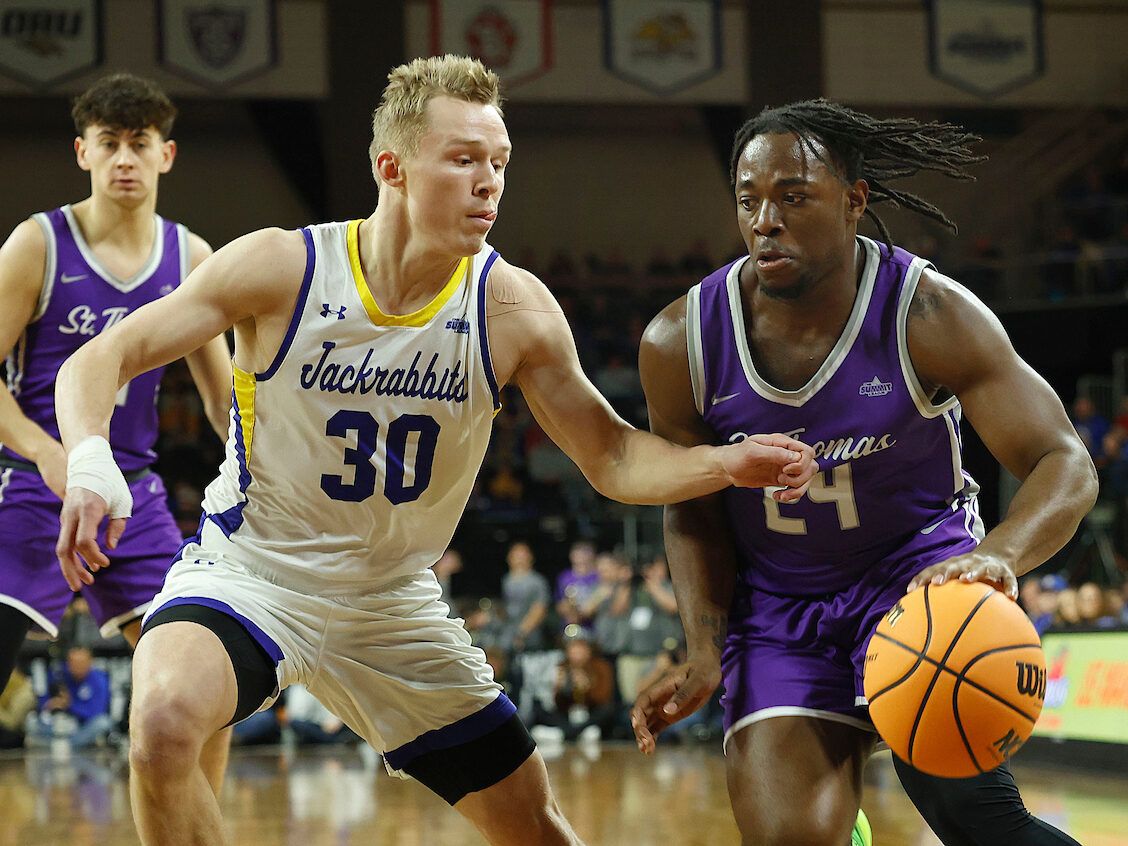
[685,284,707,417]
[896,257,960,419]
[29,213,56,323]
[475,249,502,412]
[256,227,316,381]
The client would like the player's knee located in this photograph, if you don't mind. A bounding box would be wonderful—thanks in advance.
[129,697,209,779]
[734,803,852,846]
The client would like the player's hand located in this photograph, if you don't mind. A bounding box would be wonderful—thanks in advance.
[630,658,721,755]
[56,487,128,592]
[33,441,68,501]
[722,434,816,502]
[906,550,1018,600]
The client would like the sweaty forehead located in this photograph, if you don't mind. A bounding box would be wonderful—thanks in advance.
[736,132,839,185]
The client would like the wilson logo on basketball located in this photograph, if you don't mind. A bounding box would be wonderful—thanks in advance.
[1015,662,1046,699]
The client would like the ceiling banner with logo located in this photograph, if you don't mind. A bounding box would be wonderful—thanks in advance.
[0,0,103,89]
[157,0,278,90]
[928,0,1044,98]
[602,0,721,95]
[430,0,552,89]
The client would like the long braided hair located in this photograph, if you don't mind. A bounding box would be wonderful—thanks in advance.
[730,99,986,253]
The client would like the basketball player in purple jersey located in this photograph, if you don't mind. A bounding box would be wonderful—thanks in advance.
[0,74,233,785]
[631,101,1093,846]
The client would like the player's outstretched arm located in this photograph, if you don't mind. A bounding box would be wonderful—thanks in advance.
[629,298,740,753]
[180,231,233,441]
[496,264,816,505]
[904,269,1099,598]
[0,220,70,498]
[54,227,307,590]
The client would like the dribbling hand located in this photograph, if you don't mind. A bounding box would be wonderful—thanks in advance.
[906,550,1018,601]
[630,658,721,755]
[722,434,816,502]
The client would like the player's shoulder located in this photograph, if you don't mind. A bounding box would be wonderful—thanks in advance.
[0,217,48,288]
[1,216,48,257]
[641,294,689,360]
[182,228,214,270]
[219,226,307,269]
[483,254,561,315]
[909,265,993,329]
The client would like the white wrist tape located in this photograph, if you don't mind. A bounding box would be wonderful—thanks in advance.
[66,436,133,519]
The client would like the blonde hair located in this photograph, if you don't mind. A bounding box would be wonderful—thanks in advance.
[369,55,503,171]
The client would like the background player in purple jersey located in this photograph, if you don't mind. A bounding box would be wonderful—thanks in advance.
[0,74,232,785]
[631,100,1095,846]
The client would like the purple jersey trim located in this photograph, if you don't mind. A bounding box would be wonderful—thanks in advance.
[257,228,316,380]
[476,250,501,410]
[149,596,284,662]
[383,691,515,770]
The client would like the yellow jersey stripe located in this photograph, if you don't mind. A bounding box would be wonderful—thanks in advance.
[233,365,257,463]
[347,218,467,327]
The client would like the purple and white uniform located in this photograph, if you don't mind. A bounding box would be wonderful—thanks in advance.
[0,205,187,637]
[685,236,984,745]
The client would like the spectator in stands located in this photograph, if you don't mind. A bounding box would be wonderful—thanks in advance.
[556,540,600,628]
[1018,576,1041,615]
[0,668,35,749]
[616,555,682,703]
[1053,586,1081,629]
[1071,395,1110,464]
[287,684,360,746]
[1077,581,1121,628]
[535,631,616,743]
[585,552,632,661]
[28,646,112,750]
[502,541,551,653]
[464,598,507,655]
[1102,587,1126,627]
[1029,573,1065,635]
[433,548,463,611]
[56,597,113,652]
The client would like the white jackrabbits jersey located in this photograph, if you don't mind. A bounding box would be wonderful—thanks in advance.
[197,221,502,592]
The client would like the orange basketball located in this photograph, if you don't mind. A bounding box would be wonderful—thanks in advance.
[863,580,1045,778]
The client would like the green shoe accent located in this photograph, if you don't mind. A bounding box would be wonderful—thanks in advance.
[851,808,872,846]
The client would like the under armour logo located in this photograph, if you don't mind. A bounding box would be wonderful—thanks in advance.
[320,304,347,320]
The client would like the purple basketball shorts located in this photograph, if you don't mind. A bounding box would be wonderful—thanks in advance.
[0,468,183,638]
[720,539,977,749]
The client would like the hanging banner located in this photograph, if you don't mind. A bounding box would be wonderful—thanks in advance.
[430,0,552,89]
[602,0,721,96]
[157,0,278,90]
[928,0,1044,98]
[0,0,102,89]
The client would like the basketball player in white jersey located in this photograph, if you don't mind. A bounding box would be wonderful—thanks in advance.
[54,56,815,845]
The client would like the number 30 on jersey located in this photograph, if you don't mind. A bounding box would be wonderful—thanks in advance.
[321,410,440,505]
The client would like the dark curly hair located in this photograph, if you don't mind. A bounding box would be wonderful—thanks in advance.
[71,73,177,139]
[730,99,986,253]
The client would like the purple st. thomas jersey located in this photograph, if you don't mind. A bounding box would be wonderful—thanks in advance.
[687,236,984,597]
[2,204,187,473]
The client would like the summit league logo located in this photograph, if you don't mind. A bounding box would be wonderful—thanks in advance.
[859,376,893,397]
